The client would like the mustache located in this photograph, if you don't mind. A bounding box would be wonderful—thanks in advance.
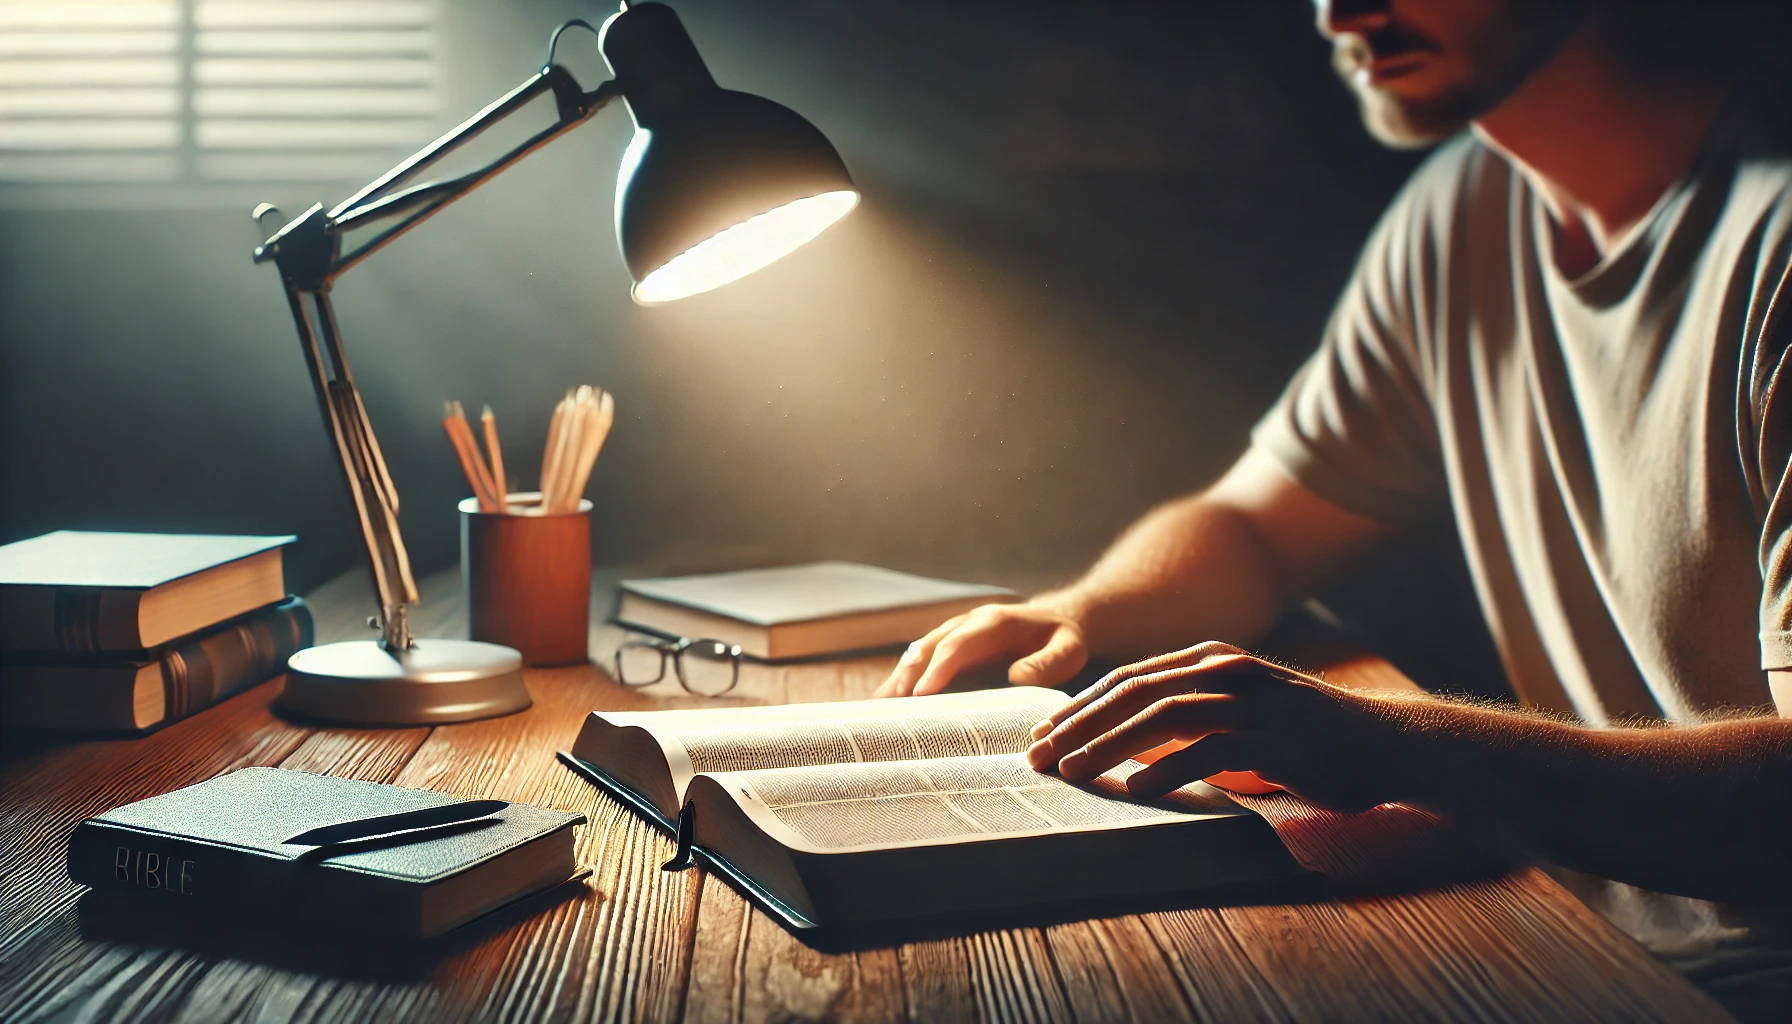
[1332,23,1438,76]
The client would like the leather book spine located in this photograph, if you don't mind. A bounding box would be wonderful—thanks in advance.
[54,588,109,653]
[67,820,417,937]
[0,587,144,653]
[0,598,315,734]
[157,597,314,724]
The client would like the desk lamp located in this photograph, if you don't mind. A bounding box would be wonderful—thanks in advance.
[253,2,857,725]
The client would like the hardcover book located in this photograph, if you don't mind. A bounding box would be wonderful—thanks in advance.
[562,688,1303,935]
[1,597,315,734]
[615,561,1017,659]
[67,768,587,940]
[0,532,293,653]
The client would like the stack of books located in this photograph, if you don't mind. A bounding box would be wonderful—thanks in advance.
[0,532,312,734]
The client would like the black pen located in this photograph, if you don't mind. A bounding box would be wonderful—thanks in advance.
[284,799,509,849]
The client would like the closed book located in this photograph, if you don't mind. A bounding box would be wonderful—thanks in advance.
[616,562,1017,660]
[68,768,587,940]
[561,689,1306,938]
[0,531,294,653]
[0,597,315,734]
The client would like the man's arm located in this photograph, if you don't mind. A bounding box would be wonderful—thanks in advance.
[1026,645,1792,905]
[1772,674,1792,717]
[877,448,1395,697]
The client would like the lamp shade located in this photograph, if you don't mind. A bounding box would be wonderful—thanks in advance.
[599,2,857,303]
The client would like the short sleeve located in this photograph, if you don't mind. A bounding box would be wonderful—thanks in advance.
[1250,154,1452,527]
[1754,279,1792,669]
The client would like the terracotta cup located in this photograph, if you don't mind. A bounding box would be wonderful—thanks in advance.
[460,492,592,666]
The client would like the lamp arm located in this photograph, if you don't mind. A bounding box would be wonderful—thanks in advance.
[250,56,625,653]
[327,72,624,277]
[333,87,622,275]
[254,66,623,289]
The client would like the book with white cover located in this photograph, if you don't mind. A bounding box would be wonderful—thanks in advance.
[615,561,1017,659]
[0,532,292,653]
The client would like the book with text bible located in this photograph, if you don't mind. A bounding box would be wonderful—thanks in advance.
[67,768,587,940]
[1,597,314,733]
[561,688,1304,935]
[615,561,1017,659]
[0,531,294,653]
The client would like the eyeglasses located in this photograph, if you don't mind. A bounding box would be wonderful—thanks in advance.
[614,635,744,696]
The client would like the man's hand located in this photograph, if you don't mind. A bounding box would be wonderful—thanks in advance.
[1024,642,1416,812]
[1018,642,1792,906]
[875,601,1088,697]
[875,452,1392,700]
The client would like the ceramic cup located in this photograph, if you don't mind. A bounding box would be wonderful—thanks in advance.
[459,492,592,666]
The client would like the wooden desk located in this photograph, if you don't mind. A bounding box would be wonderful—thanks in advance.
[0,569,1727,1022]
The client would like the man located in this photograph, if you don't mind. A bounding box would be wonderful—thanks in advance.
[880,0,1792,905]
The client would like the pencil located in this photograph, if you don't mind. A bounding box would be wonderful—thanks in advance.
[481,404,507,511]
[461,406,502,511]
[540,392,571,513]
[564,388,613,508]
[443,400,500,512]
[549,388,592,512]
[534,386,616,513]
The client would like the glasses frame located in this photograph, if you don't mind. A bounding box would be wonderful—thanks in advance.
[613,634,745,696]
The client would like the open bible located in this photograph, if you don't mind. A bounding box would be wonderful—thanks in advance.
[561,688,1305,934]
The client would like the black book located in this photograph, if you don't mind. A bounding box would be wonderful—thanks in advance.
[68,768,587,939]
[1,597,314,734]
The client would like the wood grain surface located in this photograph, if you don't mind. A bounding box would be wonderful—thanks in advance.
[0,569,1730,1022]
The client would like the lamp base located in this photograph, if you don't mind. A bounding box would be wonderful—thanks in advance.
[278,639,530,726]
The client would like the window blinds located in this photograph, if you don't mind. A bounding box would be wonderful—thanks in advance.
[0,0,441,186]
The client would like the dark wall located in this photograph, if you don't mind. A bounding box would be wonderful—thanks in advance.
[0,0,1421,598]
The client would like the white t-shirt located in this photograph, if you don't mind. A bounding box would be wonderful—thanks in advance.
[1253,100,1792,724]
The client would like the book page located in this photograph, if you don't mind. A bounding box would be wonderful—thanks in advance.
[600,688,1071,802]
[712,753,1247,852]
[676,700,1055,774]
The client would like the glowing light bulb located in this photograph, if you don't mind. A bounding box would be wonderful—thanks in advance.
[633,190,858,304]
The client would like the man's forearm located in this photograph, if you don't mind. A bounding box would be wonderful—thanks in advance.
[1037,495,1290,661]
[1032,450,1394,664]
[1382,696,1792,903]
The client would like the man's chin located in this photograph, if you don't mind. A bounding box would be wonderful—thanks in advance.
[1354,87,1477,150]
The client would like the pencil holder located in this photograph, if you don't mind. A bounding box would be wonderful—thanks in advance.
[460,492,592,666]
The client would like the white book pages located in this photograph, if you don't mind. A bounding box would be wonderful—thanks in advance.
[712,754,1248,853]
[602,687,1071,803]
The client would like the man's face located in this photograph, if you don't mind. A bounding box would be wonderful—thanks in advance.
[1315,0,1587,147]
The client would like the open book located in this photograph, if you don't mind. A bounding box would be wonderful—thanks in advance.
[562,688,1304,933]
